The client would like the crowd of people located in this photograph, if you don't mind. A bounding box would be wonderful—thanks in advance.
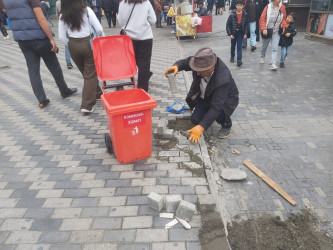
[0,0,297,142]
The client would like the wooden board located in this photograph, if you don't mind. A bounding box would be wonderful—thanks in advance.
[243,160,297,206]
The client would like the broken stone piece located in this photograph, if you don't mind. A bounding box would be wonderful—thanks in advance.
[160,213,174,219]
[176,200,196,221]
[176,217,191,229]
[148,192,164,212]
[165,218,178,229]
[221,169,247,181]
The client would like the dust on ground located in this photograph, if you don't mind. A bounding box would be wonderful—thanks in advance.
[199,211,230,250]
[227,210,333,250]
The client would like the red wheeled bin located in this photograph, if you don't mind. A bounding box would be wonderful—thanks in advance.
[92,36,157,163]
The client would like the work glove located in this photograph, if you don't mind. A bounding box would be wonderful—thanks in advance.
[164,66,178,77]
[187,125,204,143]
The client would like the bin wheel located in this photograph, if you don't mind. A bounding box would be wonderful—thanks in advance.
[104,133,113,154]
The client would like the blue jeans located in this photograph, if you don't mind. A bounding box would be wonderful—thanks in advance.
[261,32,280,65]
[280,46,291,64]
[65,46,71,64]
[191,98,232,128]
[231,31,243,61]
[18,39,69,103]
[104,10,111,27]
[249,21,256,46]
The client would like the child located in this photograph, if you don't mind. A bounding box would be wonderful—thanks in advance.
[278,12,297,68]
[226,0,248,67]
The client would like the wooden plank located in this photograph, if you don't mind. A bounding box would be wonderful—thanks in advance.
[243,160,297,206]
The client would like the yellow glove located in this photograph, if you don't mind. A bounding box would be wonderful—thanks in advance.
[187,125,204,143]
[165,66,178,78]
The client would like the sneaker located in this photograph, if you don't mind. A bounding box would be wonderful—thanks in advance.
[242,45,246,49]
[217,127,232,139]
[270,64,278,70]
[230,57,235,63]
[39,99,50,108]
[237,60,242,67]
[81,108,94,113]
[61,88,77,98]
[67,63,73,69]
[260,58,265,64]
[280,63,285,68]
[251,46,256,52]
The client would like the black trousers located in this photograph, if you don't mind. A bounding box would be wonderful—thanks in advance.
[132,39,153,92]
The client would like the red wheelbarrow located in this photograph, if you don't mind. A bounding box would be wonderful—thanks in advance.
[92,35,157,164]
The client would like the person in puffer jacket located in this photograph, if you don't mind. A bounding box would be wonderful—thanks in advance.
[278,12,296,68]
[226,0,248,67]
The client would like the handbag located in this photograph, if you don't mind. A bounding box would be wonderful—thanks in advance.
[120,3,136,35]
[261,10,280,39]
[87,8,97,48]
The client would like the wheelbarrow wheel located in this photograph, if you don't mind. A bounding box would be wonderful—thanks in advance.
[104,133,113,154]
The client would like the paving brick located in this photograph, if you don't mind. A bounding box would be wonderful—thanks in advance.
[62,189,89,198]
[88,188,115,197]
[17,198,46,208]
[110,164,134,172]
[6,182,31,190]
[39,231,71,243]
[152,242,186,250]
[51,208,82,219]
[109,206,138,217]
[122,216,153,229]
[30,218,62,230]
[169,185,195,195]
[43,198,72,208]
[136,229,168,242]
[10,189,38,198]
[99,196,127,207]
[96,172,120,180]
[116,187,142,196]
[106,179,131,187]
[71,198,99,207]
[5,231,42,244]
[54,181,80,189]
[83,243,118,250]
[81,207,109,218]
[69,230,104,244]
[103,229,136,242]
[145,170,168,178]
[139,206,160,216]
[126,196,148,205]
[181,177,207,186]
[143,185,169,195]
[169,228,199,241]
[197,194,216,211]
[91,217,122,229]
[176,200,196,221]
[118,244,150,250]
[157,177,181,185]
[148,192,164,212]
[0,190,14,198]
[36,190,64,198]
[80,180,105,188]
[60,218,93,231]
[0,231,10,244]
[24,208,53,219]
[119,171,144,179]
[0,219,33,231]
[131,178,156,186]
[165,195,183,213]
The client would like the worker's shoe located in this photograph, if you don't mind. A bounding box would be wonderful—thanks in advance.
[61,88,77,98]
[81,108,94,113]
[251,46,256,52]
[237,60,242,67]
[230,57,235,63]
[217,127,231,139]
[280,63,285,68]
[67,63,73,69]
[39,99,50,108]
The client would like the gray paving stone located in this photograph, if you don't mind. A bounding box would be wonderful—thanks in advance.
[87,165,111,173]
[55,181,81,189]
[16,198,46,208]
[187,242,200,250]
[103,229,136,242]
[169,185,195,195]
[116,187,142,196]
[81,207,109,218]
[11,189,38,198]
[118,244,151,250]
[30,218,62,230]
[39,231,71,243]
[96,172,120,180]
[71,198,99,207]
[106,179,131,187]
[0,231,10,244]
[157,177,181,185]
[134,164,157,171]
[48,174,73,181]
[169,228,199,241]
[63,189,89,198]
[126,196,148,205]
[50,244,81,250]
[24,208,54,219]
[139,206,160,216]
[144,170,168,178]
[92,217,122,229]
[41,168,65,174]
[6,182,32,189]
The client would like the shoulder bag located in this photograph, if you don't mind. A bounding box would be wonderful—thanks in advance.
[120,3,136,35]
[87,8,97,49]
[261,10,280,39]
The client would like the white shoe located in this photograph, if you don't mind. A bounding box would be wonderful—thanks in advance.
[81,108,94,113]
[259,58,265,64]
[270,64,278,70]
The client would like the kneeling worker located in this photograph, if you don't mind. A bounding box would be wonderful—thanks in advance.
[165,47,239,143]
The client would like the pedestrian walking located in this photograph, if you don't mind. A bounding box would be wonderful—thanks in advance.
[56,0,74,69]
[117,0,156,92]
[0,8,9,39]
[165,47,239,141]
[226,0,248,67]
[3,0,77,108]
[102,0,118,28]
[88,0,102,23]
[259,0,287,70]
[40,0,53,27]
[59,0,104,114]
[278,12,296,68]
[215,0,225,15]
[154,0,163,28]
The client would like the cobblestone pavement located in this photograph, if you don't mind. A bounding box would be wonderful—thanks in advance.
[175,13,333,237]
[0,18,213,249]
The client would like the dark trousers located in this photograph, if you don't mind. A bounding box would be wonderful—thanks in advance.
[104,10,117,27]
[68,36,102,110]
[0,19,8,37]
[132,39,153,92]
[18,39,69,103]
[230,30,243,61]
[191,98,232,128]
